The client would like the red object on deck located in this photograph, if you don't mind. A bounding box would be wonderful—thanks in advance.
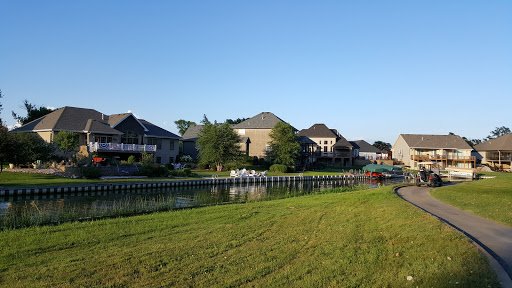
[365,171,383,177]
[93,157,104,163]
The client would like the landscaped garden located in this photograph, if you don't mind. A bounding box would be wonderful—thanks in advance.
[0,185,499,287]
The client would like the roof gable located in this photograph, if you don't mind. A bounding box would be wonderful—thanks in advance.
[233,112,290,129]
[299,124,338,138]
[400,134,472,150]
[350,140,380,153]
[475,133,512,151]
[182,124,204,140]
[109,113,148,132]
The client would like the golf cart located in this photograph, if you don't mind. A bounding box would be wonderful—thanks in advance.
[416,162,443,187]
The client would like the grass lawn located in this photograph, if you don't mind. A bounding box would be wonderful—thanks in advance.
[0,186,499,287]
[431,172,512,227]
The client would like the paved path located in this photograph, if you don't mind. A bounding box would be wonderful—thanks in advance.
[396,186,512,287]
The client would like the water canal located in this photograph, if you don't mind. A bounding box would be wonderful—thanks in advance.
[0,177,413,218]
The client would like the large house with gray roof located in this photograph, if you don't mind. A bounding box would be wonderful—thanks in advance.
[12,106,180,165]
[392,134,475,169]
[232,112,290,158]
[474,133,512,170]
[298,124,353,166]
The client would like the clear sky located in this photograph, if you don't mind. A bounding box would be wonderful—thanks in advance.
[1,0,511,144]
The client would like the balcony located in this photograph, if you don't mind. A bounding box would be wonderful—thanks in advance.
[316,152,352,158]
[89,142,157,153]
[411,155,475,161]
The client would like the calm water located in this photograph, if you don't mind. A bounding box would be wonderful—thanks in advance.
[0,177,413,216]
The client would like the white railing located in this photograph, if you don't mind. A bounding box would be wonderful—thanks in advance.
[89,142,157,152]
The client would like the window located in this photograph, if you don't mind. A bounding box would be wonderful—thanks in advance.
[122,131,139,144]
[146,138,162,149]
[170,140,175,150]
[324,141,328,144]
[169,157,174,163]
[238,129,246,136]
[156,157,161,164]
[324,146,327,152]
[94,136,113,143]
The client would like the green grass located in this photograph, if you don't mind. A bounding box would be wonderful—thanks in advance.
[431,172,512,227]
[0,186,498,287]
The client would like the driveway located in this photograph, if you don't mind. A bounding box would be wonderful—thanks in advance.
[396,185,512,287]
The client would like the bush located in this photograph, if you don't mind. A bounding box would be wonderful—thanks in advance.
[183,168,192,176]
[197,162,209,170]
[223,162,239,171]
[81,167,101,179]
[269,164,288,173]
[127,155,136,165]
[136,165,170,177]
[313,162,328,170]
[165,163,175,170]
[170,170,187,177]
[180,155,193,162]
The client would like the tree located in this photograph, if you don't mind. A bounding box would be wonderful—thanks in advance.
[53,131,80,158]
[225,118,248,125]
[267,122,300,166]
[373,141,391,153]
[487,126,511,140]
[0,123,12,173]
[0,89,3,124]
[174,119,197,136]
[6,133,54,166]
[12,99,55,125]
[196,119,241,171]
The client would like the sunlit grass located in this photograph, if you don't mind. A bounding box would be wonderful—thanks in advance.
[431,172,512,227]
[0,186,499,287]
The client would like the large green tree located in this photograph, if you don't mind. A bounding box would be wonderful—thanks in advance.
[12,99,55,125]
[487,126,511,140]
[372,141,392,153]
[174,119,197,136]
[267,122,300,166]
[196,119,241,171]
[54,131,80,157]
[0,89,3,124]
[0,123,12,172]
[6,133,54,166]
[225,118,248,125]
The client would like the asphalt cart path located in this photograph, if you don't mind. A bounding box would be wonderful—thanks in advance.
[396,186,512,287]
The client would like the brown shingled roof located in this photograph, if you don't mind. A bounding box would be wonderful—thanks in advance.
[233,112,291,129]
[298,124,338,138]
[400,134,472,150]
[474,134,512,151]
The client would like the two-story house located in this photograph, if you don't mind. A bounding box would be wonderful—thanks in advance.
[392,134,475,169]
[298,124,353,167]
[12,106,181,165]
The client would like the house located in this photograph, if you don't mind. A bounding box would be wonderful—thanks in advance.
[474,133,512,170]
[298,124,353,166]
[349,140,389,160]
[12,106,181,165]
[181,124,203,159]
[232,112,291,158]
[392,134,475,169]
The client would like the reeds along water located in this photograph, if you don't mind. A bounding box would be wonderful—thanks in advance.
[0,179,387,230]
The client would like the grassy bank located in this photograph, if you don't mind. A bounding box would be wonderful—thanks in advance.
[0,186,498,287]
[431,172,512,227]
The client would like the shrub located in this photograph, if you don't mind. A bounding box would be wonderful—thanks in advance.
[140,152,154,167]
[81,167,101,179]
[165,163,175,170]
[136,165,170,177]
[223,162,239,171]
[180,155,193,162]
[197,162,209,170]
[269,164,288,173]
[183,168,192,176]
[170,170,187,177]
[127,155,136,165]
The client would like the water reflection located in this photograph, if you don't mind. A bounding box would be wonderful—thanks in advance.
[1,178,411,216]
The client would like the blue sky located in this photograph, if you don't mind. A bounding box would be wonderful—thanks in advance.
[1,0,511,144]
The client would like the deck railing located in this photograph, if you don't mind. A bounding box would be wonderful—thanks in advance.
[316,152,352,158]
[89,142,157,152]
[411,155,475,161]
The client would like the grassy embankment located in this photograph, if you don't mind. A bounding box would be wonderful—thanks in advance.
[431,172,512,227]
[0,169,357,188]
[0,186,498,287]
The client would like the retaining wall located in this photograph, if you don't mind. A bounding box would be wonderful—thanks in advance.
[0,175,371,197]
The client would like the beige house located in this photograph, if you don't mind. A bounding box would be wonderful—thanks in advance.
[392,134,475,169]
[474,133,512,170]
[298,124,353,166]
[12,106,181,165]
[233,112,291,158]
